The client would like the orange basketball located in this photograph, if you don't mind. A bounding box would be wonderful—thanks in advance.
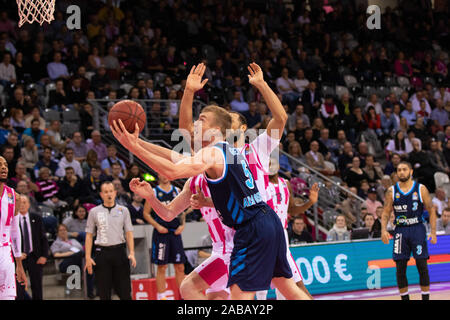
[108,100,146,133]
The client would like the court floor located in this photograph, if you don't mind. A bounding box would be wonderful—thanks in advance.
[314,282,450,300]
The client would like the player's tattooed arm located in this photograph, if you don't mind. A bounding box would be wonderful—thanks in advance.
[420,184,437,244]
[381,187,393,244]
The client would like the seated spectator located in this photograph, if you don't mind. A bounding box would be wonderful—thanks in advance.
[400,101,416,126]
[432,188,448,217]
[46,120,67,152]
[58,166,83,207]
[380,106,398,139]
[299,127,315,154]
[394,51,412,78]
[242,102,261,129]
[428,140,449,175]
[305,140,334,175]
[276,68,300,111]
[48,79,69,110]
[87,130,107,163]
[277,143,292,177]
[106,162,127,186]
[101,144,127,177]
[0,115,12,145]
[409,138,439,192]
[56,148,83,179]
[10,108,25,134]
[365,187,383,218]
[22,119,45,147]
[35,167,60,202]
[81,149,99,178]
[34,147,59,179]
[21,136,39,172]
[430,98,448,128]
[417,100,430,125]
[293,69,309,94]
[373,206,383,234]
[112,178,131,207]
[410,90,432,115]
[287,141,303,172]
[288,216,313,244]
[8,86,33,115]
[386,131,413,159]
[67,131,89,163]
[24,107,46,130]
[344,157,369,189]
[436,208,450,235]
[365,94,383,115]
[358,180,371,200]
[0,52,16,87]
[384,153,402,176]
[80,164,105,205]
[363,213,381,239]
[47,52,69,80]
[123,163,142,192]
[377,175,393,202]
[50,223,94,298]
[8,161,39,192]
[364,106,382,137]
[79,103,94,140]
[288,104,310,131]
[62,205,88,244]
[319,128,339,164]
[230,91,249,113]
[363,154,383,185]
[326,215,350,242]
[127,193,146,225]
[5,132,20,161]
[338,142,354,176]
[2,145,16,179]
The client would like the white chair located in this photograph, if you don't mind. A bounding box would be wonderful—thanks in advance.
[120,83,133,94]
[397,76,410,88]
[85,72,95,82]
[344,75,358,87]
[335,85,349,99]
[434,172,449,190]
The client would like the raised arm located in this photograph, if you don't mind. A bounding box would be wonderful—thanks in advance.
[248,63,288,140]
[288,182,319,216]
[137,139,187,163]
[381,187,394,244]
[133,179,192,222]
[179,63,209,141]
[421,184,437,244]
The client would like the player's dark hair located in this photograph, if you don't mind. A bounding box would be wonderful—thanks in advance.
[397,161,412,170]
[229,111,247,126]
[100,180,114,192]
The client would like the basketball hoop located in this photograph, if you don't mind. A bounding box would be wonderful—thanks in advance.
[16,0,55,27]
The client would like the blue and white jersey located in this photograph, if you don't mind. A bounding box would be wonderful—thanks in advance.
[392,181,424,226]
[205,141,270,229]
[152,185,180,230]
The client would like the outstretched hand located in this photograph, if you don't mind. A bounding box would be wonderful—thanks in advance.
[110,119,140,152]
[129,178,154,199]
[190,186,208,209]
[186,63,208,93]
[309,183,319,204]
[247,62,265,87]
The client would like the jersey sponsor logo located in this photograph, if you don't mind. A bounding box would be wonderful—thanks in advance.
[395,193,400,199]
[412,192,418,201]
[394,233,402,254]
[395,216,419,226]
[158,193,163,198]
[172,192,177,197]
[158,243,166,261]
[394,205,408,212]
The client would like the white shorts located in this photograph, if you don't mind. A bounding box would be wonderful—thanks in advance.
[284,229,303,283]
[194,252,230,295]
[0,246,16,300]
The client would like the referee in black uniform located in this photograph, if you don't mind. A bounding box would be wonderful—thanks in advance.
[85,181,136,300]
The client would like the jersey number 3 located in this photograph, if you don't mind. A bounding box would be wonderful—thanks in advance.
[241,160,255,189]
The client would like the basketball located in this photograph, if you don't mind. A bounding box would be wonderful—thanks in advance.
[108,100,146,133]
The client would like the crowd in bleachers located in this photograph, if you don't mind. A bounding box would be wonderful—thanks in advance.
[0,0,450,247]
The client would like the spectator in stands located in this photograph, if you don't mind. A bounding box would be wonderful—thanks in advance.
[0,52,16,87]
[276,67,300,111]
[50,223,94,299]
[288,216,313,244]
[411,90,432,115]
[242,102,261,129]
[319,128,339,164]
[358,180,371,200]
[87,130,107,163]
[277,143,292,177]
[46,120,68,152]
[363,213,381,239]
[338,141,355,176]
[67,131,88,163]
[380,106,398,140]
[127,193,146,225]
[22,119,45,147]
[67,77,86,107]
[47,52,69,80]
[56,147,83,179]
[335,187,359,228]
[365,187,383,219]
[33,146,58,179]
[5,132,20,162]
[363,154,383,185]
[101,144,126,177]
[394,51,413,78]
[343,106,367,144]
[365,94,383,115]
[287,141,304,172]
[305,140,334,175]
[327,215,350,242]
[345,156,369,190]
[35,166,60,202]
[58,166,83,208]
[81,149,98,178]
[301,81,321,120]
[10,108,25,134]
[436,208,450,234]
[90,65,111,98]
[112,178,131,207]
[48,79,69,111]
[432,188,448,217]
[409,138,439,192]
[293,69,309,94]
[80,164,104,205]
[336,93,353,120]
[320,95,339,136]
[428,139,449,174]
[431,98,448,129]
[62,205,88,244]
[2,145,16,179]
[364,106,382,137]
[8,162,39,193]
[230,91,249,113]
[288,104,310,132]
[386,130,413,159]
[21,136,39,173]
[400,101,416,126]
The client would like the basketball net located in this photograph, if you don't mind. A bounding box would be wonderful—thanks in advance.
[16,0,56,27]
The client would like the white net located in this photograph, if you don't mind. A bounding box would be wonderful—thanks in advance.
[16,0,56,27]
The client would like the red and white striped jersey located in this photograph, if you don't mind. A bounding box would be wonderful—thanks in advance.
[189,175,235,255]
[240,131,280,207]
[0,186,16,248]
[266,177,290,229]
